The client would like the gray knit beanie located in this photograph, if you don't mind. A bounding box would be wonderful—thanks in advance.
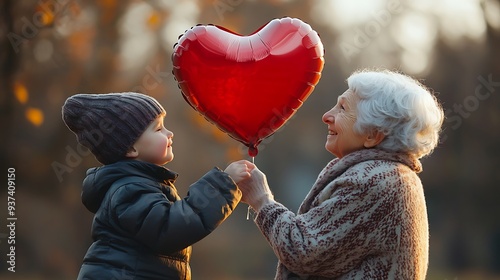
[62,92,165,164]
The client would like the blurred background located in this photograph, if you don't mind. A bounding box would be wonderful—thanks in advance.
[1,0,499,279]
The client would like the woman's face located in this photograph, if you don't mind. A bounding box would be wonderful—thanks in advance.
[322,89,368,158]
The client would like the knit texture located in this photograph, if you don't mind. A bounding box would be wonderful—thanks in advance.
[255,149,429,279]
[62,92,165,164]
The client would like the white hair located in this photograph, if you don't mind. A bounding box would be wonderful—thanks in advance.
[347,70,444,159]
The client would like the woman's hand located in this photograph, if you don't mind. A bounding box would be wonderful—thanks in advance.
[224,160,255,183]
[238,166,274,212]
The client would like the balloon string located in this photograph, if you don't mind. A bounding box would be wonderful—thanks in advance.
[246,156,255,220]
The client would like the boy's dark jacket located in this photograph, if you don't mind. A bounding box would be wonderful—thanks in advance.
[77,160,241,280]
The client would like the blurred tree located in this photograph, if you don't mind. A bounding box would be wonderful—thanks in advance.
[0,0,18,149]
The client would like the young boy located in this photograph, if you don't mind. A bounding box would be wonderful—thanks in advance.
[62,92,253,280]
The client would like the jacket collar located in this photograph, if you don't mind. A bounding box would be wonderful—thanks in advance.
[81,160,178,213]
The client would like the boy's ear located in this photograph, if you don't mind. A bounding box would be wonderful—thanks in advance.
[125,146,138,158]
[363,130,385,148]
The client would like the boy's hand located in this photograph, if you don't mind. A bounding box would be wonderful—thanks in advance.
[224,160,255,183]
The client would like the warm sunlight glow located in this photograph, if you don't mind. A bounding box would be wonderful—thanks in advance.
[147,11,162,30]
[311,0,487,75]
[160,0,200,51]
[26,108,44,127]
[33,39,54,63]
[311,0,386,31]
[392,13,437,53]
[484,0,500,30]
[401,49,429,75]
[429,0,486,44]
[14,82,28,104]
[36,4,55,26]
[119,2,156,70]
[392,12,437,74]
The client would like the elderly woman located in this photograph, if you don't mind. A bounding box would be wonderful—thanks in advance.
[238,69,444,279]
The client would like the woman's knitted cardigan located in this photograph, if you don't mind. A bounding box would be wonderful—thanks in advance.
[255,149,429,279]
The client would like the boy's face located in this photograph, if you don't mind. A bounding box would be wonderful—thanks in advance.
[127,114,174,165]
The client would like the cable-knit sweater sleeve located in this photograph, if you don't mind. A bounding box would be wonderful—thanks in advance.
[254,157,427,279]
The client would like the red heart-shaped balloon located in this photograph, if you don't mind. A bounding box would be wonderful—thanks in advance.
[172,17,324,156]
